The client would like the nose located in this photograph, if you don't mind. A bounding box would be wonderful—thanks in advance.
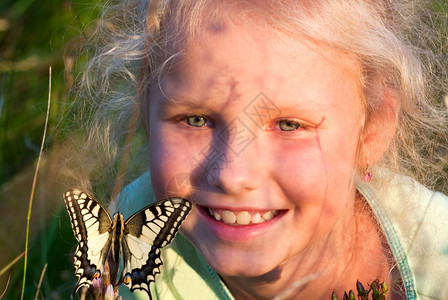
[208,148,262,195]
[198,124,263,195]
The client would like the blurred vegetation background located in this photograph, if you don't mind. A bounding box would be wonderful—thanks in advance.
[0,0,447,299]
[0,0,102,298]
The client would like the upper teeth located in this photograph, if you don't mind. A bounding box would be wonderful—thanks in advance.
[208,208,279,225]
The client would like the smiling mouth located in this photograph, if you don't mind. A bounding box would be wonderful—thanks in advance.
[206,207,283,226]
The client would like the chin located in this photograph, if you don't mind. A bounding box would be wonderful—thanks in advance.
[197,243,284,277]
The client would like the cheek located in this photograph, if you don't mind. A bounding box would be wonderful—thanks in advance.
[274,133,358,212]
[149,128,188,199]
[149,126,208,199]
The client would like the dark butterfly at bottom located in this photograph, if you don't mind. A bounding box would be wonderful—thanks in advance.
[63,188,192,299]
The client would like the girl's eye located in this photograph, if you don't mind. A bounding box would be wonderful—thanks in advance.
[186,115,208,127]
[278,120,301,131]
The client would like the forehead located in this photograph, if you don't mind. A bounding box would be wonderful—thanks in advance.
[157,20,362,103]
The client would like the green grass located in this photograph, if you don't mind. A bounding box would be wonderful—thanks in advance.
[0,0,102,298]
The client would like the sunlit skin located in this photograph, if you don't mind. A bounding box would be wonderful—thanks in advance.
[147,16,396,300]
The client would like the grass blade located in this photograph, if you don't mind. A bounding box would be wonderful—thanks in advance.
[34,263,48,300]
[0,275,11,299]
[21,66,52,300]
[0,251,25,277]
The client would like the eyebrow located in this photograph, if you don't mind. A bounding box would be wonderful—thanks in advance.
[158,95,204,107]
[155,92,330,116]
[274,104,329,115]
[155,95,216,114]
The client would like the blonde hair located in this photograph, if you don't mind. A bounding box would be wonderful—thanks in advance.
[68,0,448,197]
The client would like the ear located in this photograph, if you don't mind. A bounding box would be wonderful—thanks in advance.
[361,88,399,165]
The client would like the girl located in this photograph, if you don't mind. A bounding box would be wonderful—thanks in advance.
[71,0,448,299]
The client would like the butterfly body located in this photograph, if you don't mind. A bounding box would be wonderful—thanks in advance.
[64,188,191,299]
[110,212,124,264]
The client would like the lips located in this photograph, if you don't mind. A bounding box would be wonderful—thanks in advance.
[207,208,280,225]
[196,205,286,242]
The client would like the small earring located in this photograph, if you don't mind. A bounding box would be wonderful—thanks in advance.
[362,161,373,182]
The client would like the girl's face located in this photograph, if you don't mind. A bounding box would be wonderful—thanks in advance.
[148,20,364,277]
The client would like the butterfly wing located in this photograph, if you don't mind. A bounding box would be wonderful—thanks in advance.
[121,197,192,296]
[63,188,113,294]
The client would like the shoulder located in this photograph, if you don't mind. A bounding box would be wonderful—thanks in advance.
[358,174,448,299]
[152,234,233,299]
[118,230,232,299]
